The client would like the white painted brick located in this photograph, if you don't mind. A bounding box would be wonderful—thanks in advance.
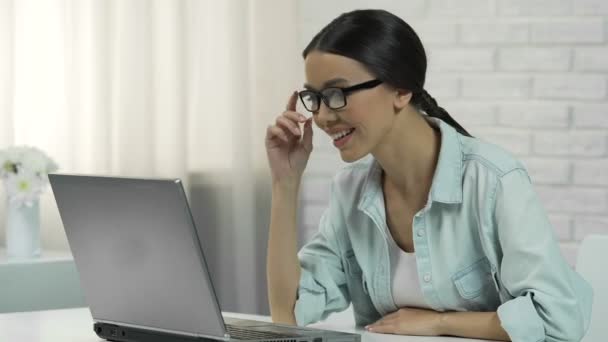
[297,22,321,50]
[498,48,571,72]
[520,157,571,185]
[498,0,572,16]
[305,151,348,176]
[424,74,460,99]
[311,125,336,152]
[300,225,318,245]
[536,186,607,213]
[574,0,608,15]
[462,75,531,99]
[573,159,608,186]
[473,129,532,155]
[497,103,569,128]
[429,0,495,16]
[534,131,607,157]
[548,214,573,241]
[442,101,497,127]
[559,242,579,267]
[300,176,332,203]
[300,203,327,227]
[574,47,608,72]
[297,0,427,31]
[415,22,458,45]
[533,75,607,100]
[574,216,608,241]
[461,22,529,44]
[427,48,494,72]
[530,19,604,44]
[296,0,352,24]
[573,104,608,128]
[357,0,428,21]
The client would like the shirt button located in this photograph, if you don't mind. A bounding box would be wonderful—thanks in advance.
[423,273,432,283]
[417,229,425,237]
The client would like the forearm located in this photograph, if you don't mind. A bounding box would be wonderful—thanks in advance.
[438,311,510,341]
[267,181,301,325]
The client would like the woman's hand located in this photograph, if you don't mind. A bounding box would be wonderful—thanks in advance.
[365,308,443,336]
[265,91,314,185]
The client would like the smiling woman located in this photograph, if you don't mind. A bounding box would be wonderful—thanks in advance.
[265,9,593,342]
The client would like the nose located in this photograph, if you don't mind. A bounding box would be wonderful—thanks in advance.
[315,101,339,127]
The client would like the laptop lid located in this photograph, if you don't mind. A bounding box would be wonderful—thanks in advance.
[49,174,228,340]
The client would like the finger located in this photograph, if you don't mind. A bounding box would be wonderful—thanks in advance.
[302,118,313,152]
[367,317,396,329]
[367,324,396,334]
[276,116,301,136]
[283,110,307,123]
[267,125,289,143]
[286,91,298,112]
[368,311,397,326]
[380,310,401,320]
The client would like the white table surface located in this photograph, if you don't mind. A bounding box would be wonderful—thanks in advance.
[0,248,73,264]
[0,308,494,342]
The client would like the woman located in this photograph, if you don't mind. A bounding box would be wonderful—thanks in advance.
[265,9,592,342]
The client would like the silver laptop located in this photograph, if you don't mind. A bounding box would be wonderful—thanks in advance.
[49,174,360,342]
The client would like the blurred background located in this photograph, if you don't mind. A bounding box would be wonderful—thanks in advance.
[0,0,607,316]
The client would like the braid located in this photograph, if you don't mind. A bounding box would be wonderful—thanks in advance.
[414,89,473,137]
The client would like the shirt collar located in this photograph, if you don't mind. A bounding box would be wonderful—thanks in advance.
[358,116,464,211]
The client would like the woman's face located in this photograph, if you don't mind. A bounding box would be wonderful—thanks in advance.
[303,51,407,162]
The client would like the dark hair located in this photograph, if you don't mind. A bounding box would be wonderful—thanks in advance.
[303,9,472,137]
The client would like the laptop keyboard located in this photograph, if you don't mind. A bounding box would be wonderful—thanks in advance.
[226,325,300,340]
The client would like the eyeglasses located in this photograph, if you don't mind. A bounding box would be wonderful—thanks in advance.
[298,79,383,113]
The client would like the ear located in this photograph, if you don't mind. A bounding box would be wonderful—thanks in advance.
[393,89,412,112]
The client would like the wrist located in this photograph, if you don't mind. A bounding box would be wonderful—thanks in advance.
[272,177,301,192]
[436,312,449,336]
[272,179,301,200]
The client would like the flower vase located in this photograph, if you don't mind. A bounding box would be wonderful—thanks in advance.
[6,198,41,259]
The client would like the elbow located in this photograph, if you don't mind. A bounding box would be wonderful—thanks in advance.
[546,317,586,342]
[271,312,297,326]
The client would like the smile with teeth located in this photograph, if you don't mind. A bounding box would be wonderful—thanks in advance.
[331,128,356,141]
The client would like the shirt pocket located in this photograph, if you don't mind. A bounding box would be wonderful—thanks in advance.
[451,257,501,312]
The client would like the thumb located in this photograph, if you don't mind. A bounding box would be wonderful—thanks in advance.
[302,118,313,152]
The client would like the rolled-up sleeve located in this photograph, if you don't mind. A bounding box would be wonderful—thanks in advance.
[492,168,593,342]
[294,210,351,326]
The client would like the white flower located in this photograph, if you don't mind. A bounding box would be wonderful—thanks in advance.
[4,170,45,208]
[21,148,55,175]
[0,145,59,207]
[3,146,28,164]
[0,153,16,178]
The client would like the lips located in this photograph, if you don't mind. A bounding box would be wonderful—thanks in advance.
[330,128,356,141]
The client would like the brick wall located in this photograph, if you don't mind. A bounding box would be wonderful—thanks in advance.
[296,0,608,266]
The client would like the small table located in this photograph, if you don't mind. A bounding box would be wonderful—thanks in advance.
[0,248,86,313]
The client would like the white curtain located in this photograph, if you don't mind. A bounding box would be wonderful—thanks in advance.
[0,0,300,314]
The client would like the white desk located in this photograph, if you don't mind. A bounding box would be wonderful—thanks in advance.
[0,308,494,342]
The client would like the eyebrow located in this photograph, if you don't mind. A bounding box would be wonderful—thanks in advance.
[303,77,349,91]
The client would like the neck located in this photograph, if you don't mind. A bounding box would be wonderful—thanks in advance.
[372,108,441,207]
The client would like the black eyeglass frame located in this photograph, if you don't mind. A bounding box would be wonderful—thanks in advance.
[298,79,383,113]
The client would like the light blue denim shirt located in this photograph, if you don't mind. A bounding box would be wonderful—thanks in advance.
[295,117,593,342]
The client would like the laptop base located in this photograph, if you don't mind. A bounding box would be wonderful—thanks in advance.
[94,322,215,342]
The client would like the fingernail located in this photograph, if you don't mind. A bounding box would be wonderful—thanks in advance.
[298,114,306,121]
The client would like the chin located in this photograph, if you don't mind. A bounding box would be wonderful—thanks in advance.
[339,148,368,163]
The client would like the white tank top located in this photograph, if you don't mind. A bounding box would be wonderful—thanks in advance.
[388,235,430,309]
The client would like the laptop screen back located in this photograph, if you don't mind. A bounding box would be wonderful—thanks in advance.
[49,174,226,338]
